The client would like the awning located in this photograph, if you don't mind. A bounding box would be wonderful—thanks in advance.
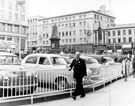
[122,48,131,52]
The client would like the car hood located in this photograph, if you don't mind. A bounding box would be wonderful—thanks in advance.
[0,65,23,71]
[86,63,101,68]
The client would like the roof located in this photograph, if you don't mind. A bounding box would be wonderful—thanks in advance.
[39,10,115,21]
[26,53,62,58]
[0,52,17,56]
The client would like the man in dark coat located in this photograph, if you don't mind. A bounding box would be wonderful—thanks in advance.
[132,57,135,78]
[69,52,87,100]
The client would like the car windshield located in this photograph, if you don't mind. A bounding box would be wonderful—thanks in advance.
[84,58,98,64]
[50,57,68,65]
[0,56,21,65]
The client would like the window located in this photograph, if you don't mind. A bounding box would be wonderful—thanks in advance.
[79,29,82,35]
[8,12,12,21]
[14,25,19,33]
[129,37,132,42]
[59,32,61,37]
[1,10,5,20]
[113,30,115,36]
[83,21,86,26]
[7,24,12,32]
[7,37,12,41]
[84,29,87,35]
[123,30,126,35]
[113,38,116,43]
[108,31,110,36]
[16,4,19,11]
[69,39,71,43]
[15,13,19,22]
[108,39,111,44]
[1,0,5,8]
[128,29,132,35]
[73,30,76,35]
[66,39,68,43]
[118,38,121,43]
[73,23,75,27]
[84,38,86,42]
[73,38,76,42]
[62,32,64,36]
[26,57,37,64]
[123,37,126,43]
[8,2,12,10]
[1,23,5,31]
[118,30,121,36]
[66,31,68,36]
[39,57,50,65]
[0,35,5,40]
[79,22,82,26]
[50,57,67,65]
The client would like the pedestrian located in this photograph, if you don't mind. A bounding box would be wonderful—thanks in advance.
[69,51,87,100]
[132,57,135,78]
[122,57,130,81]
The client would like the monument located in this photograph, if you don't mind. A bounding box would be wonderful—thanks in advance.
[49,25,61,53]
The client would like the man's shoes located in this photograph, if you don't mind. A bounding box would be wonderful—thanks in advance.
[80,95,85,98]
[72,96,76,100]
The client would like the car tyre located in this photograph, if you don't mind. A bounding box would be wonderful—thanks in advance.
[24,86,37,94]
[56,77,69,90]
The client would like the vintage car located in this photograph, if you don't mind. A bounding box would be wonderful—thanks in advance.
[21,53,92,90]
[0,52,38,97]
[66,55,104,80]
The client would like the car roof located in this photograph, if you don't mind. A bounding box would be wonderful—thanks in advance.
[26,53,63,58]
[0,52,17,56]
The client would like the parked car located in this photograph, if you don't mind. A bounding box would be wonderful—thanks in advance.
[0,52,38,97]
[21,53,92,90]
[61,55,103,81]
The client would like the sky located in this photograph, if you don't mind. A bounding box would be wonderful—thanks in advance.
[27,0,135,24]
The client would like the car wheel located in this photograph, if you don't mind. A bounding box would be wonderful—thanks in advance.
[56,77,69,90]
[24,86,37,94]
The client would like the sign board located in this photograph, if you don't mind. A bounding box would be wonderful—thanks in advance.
[117,49,122,52]
[107,50,112,53]
[122,44,131,48]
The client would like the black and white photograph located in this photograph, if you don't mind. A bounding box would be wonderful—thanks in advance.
[0,0,135,106]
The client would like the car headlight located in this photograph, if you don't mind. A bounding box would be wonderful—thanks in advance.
[2,73,9,80]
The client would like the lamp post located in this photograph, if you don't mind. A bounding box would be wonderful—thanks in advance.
[16,0,25,60]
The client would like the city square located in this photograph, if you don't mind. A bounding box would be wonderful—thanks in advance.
[0,0,135,106]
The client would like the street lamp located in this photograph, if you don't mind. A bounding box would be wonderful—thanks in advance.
[16,0,25,60]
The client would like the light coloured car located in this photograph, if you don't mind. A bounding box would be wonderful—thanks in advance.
[0,52,38,97]
[21,53,92,90]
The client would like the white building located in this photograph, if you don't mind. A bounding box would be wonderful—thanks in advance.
[107,23,135,54]
[28,6,115,53]
[0,0,28,53]
[27,16,44,52]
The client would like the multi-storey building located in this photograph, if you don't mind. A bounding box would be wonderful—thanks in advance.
[28,6,115,53]
[27,16,44,52]
[0,0,28,53]
[106,24,135,54]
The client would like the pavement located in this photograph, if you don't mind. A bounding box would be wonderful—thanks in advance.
[18,76,135,106]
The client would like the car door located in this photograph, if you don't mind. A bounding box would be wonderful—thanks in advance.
[22,56,38,70]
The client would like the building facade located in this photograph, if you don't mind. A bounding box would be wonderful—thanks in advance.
[28,6,115,53]
[106,24,135,54]
[27,16,44,52]
[0,0,28,53]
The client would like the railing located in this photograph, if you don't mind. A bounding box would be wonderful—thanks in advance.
[0,63,123,104]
